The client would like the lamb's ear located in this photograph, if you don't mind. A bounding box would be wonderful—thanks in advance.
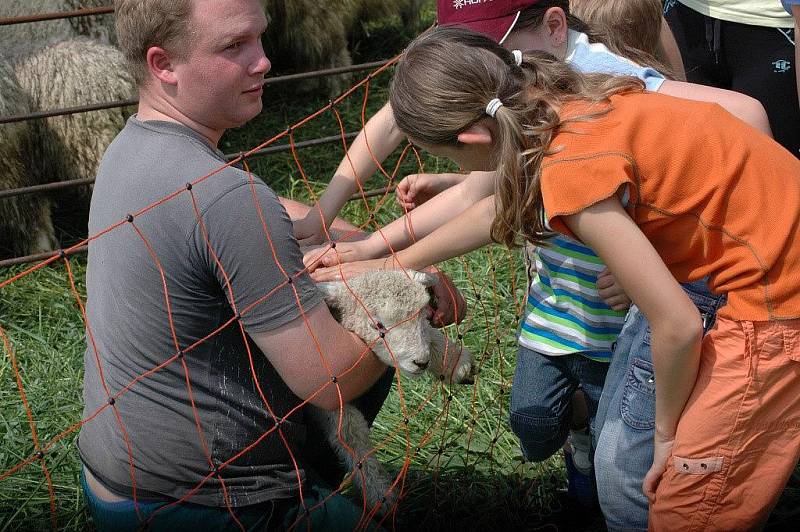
[409,270,438,288]
[315,281,345,303]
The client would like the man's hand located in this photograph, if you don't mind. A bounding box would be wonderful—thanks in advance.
[643,431,675,503]
[293,212,327,247]
[427,270,466,327]
[596,267,632,311]
[396,173,466,210]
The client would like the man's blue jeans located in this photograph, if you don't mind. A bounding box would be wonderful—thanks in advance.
[592,282,725,531]
[510,346,609,462]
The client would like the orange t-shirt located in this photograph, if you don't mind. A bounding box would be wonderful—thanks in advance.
[540,92,800,321]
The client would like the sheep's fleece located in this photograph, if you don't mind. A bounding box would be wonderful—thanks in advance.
[307,269,474,510]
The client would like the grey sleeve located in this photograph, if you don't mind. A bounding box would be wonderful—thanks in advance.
[190,178,323,333]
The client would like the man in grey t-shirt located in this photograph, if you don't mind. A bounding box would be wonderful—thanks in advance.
[79,0,457,529]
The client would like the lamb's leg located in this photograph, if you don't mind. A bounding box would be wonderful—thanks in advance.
[307,404,397,511]
[427,326,474,384]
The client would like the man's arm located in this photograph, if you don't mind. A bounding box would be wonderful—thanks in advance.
[658,80,773,137]
[250,303,388,411]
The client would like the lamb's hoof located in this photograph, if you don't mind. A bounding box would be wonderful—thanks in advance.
[438,366,474,385]
[451,353,476,385]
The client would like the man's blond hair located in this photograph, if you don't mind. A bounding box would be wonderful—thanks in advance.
[114,0,194,86]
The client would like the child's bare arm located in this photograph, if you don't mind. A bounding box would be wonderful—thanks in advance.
[310,195,496,281]
[294,102,405,245]
[395,172,468,210]
[304,170,496,270]
[559,196,702,501]
[658,80,773,137]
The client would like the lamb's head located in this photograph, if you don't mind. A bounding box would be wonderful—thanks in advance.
[317,270,438,377]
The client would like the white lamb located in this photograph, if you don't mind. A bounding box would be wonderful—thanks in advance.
[308,269,474,511]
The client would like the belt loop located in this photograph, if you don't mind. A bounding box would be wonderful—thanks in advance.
[741,321,755,356]
[741,321,756,378]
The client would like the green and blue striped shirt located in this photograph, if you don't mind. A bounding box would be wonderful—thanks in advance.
[519,236,627,362]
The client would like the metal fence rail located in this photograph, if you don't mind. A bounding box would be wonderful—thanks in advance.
[0,6,114,26]
[0,132,361,200]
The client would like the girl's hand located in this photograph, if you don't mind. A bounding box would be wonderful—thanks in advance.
[303,239,379,272]
[310,257,398,282]
[396,173,465,210]
[597,267,632,311]
[643,431,675,503]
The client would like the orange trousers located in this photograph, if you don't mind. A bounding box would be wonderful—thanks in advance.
[650,316,800,531]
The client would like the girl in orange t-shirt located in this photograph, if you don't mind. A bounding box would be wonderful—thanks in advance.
[387,26,800,529]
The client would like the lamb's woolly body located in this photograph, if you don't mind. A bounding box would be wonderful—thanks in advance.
[312,270,474,511]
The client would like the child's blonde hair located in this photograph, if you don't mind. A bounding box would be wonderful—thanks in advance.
[390,26,644,248]
[570,0,670,75]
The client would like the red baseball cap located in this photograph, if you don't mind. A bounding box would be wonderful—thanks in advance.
[437,0,543,44]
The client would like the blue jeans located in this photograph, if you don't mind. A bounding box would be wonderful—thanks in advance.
[593,282,725,532]
[510,346,609,462]
[81,467,379,531]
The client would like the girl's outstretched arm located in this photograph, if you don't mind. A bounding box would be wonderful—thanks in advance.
[559,196,703,501]
[304,170,497,270]
[294,102,405,245]
[310,195,496,281]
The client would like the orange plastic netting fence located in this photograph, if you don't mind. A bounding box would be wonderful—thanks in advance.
[0,57,531,531]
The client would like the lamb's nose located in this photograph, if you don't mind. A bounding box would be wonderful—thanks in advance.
[413,359,429,370]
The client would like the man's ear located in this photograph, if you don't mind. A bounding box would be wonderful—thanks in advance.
[146,46,178,85]
[456,123,493,146]
[542,7,569,47]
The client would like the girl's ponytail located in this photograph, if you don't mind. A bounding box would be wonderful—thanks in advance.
[390,27,644,248]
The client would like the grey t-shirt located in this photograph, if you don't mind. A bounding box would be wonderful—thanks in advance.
[79,117,323,507]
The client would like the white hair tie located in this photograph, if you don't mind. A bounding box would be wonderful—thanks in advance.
[485,98,504,118]
[512,49,523,66]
